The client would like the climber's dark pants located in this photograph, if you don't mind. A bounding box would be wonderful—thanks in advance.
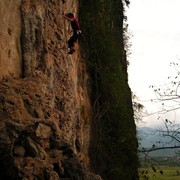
[68,31,79,49]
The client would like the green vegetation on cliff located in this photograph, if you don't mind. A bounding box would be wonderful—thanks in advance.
[80,0,139,179]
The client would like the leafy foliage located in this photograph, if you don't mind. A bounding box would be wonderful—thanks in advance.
[80,0,138,179]
[132,94,145,123]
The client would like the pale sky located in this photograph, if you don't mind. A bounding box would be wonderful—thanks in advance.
[127,0,180,127]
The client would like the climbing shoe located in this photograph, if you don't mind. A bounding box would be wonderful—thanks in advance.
[68,47,75,54]
[68,50,73,54]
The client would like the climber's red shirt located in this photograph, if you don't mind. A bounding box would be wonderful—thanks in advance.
[71,17,80,31]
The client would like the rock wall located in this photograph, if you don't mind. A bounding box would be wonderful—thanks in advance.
[0,0,100,179]
[0,0,139,179]
[0,0,22,78]
[80,0,139,179]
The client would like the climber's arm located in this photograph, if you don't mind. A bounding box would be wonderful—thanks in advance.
[63,13,73,21]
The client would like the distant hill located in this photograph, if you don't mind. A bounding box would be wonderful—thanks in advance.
[137,126,180,157]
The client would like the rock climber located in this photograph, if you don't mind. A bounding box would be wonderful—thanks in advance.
[63,12,81,54]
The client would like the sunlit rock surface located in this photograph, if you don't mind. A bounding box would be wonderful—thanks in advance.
[0,0,99,179]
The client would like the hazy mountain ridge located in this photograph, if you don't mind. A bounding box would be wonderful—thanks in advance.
[137,126,179,157]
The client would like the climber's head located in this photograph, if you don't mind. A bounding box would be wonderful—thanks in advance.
[66,13,74,18]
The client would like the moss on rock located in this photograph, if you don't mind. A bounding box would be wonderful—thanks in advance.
[80,0,139,179]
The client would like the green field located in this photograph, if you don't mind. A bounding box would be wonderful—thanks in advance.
[139,166,180,180]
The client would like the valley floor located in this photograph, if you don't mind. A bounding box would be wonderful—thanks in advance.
[139,166,180,180]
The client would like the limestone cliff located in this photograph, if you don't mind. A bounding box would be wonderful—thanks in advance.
[0,0,138,180]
